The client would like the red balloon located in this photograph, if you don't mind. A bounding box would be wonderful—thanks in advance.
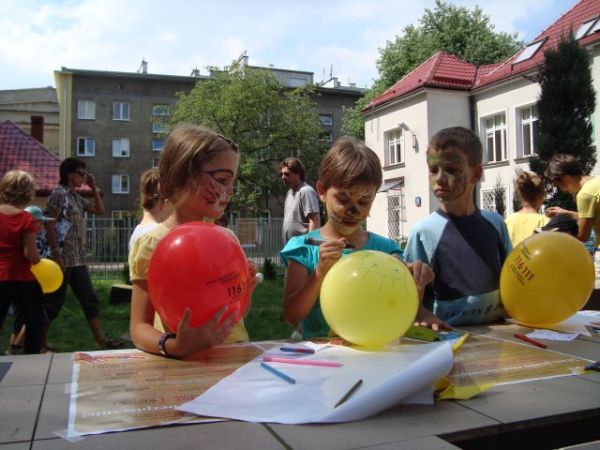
[148,222,251,331]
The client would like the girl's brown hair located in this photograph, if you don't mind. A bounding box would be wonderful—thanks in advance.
[0,170,36,206]
[319,138,382,189]
[514,170,545,203]
[139,168,161,210]
[158,125,239,207]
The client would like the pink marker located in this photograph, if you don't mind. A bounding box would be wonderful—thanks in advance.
[262,356,343,367]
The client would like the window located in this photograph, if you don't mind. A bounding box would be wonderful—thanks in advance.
[152,121,169,134]
[152,105,169,116]
[519,105,539,157]
[481,187,507,218]
[386,130,404,166]
[152,138,164,151]
[485,114,507,163]
[575,18,599,39]
[112,174,129,194]
[288,77,307,87]
[319,114,333,126]
[77,137,95,157]
[152,155,160,168]
[387,191,406,242]
[319,131,333,142]
[113,102,130,121]
[77,100,96,120]
[513,40,544,64]
[112,138,130,157]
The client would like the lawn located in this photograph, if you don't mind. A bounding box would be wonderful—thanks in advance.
[1,274,291,354]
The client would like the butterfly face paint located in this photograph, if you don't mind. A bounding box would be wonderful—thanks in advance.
[324,185,376,235]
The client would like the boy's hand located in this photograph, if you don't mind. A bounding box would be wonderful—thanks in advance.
[414,306,450,331]
[315,239,346,279]
[545,206,568,217]
[172,306,237,357]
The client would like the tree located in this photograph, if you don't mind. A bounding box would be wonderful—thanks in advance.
[171,65,323,216]
[342,0,522,139]
[529,34,597,208]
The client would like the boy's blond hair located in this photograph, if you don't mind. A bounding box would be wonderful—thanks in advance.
[319,138,382,189]
[428,127,482,166]
[0,170,36,206]
[158,125,239,207]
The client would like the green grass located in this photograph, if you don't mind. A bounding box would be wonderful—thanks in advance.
[1,275,290,354]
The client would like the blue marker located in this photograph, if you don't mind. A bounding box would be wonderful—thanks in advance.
[260,362,296,384]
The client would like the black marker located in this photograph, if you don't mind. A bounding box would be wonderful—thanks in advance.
[305,237,356,249]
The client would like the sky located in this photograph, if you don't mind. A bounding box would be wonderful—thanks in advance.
[0,0,581,91]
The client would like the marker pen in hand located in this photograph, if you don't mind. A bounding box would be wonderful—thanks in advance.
[305,237,356,249]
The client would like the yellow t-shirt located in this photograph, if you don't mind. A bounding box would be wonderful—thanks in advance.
[128,223,249,343]
[577,176,600,246]
[504,212,549,246]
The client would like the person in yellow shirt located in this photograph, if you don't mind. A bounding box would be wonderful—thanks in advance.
[544,154,600,246]
[504,170,548,245]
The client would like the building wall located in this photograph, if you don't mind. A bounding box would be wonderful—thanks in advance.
[56,69,363,217]
[0,87,59,154]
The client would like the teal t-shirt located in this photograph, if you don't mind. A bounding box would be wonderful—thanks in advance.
[279,229,403,339]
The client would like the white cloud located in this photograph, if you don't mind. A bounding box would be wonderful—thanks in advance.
[0,0,578,90]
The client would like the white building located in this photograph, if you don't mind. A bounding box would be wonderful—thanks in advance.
[365,0,600,243]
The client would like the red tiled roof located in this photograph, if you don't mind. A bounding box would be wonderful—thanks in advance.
[365,52,477,111]
[0,120,60,195]
[366,0,600,110]
[476,0,600,88]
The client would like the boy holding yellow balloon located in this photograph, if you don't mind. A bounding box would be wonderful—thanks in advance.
[404,127,512,326]
[280,138,444,341]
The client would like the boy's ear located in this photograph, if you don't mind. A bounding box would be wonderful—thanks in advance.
[316,180,327,201]
[472,164,483,183]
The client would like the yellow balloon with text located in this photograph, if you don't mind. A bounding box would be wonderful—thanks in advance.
[500,232,594,326]
[31,258,63,294]
[320,250,418,347]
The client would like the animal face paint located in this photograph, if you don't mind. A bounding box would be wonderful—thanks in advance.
[324,185,376,235]
[427,148,474,204]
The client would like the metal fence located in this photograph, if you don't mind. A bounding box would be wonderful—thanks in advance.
[84,217,285,279]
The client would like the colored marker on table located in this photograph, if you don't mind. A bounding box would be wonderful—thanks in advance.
[334,379,363,408]
[263,356,343,367]
[514,333,547,349]
[260,362,296,384]
[584,361,600,372]
[280,346,315,354]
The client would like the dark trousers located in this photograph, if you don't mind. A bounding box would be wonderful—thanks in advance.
[0,280,45,354]
[43,266,100,321]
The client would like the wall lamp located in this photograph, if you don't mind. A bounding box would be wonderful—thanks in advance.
[398,122,417,150]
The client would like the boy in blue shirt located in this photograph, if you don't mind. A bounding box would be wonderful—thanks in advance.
[404,127,511,326]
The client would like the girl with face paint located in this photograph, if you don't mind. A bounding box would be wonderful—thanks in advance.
[129,126,257,359]
[280,139,444,340]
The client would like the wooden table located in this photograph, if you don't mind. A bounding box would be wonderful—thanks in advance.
[1,323,599,450]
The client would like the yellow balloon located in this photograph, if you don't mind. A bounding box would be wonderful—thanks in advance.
[500,232,594,326]
[31,258,63,294]
[320,250,418,347]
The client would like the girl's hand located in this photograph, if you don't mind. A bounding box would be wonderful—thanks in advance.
[405,260,434,289]
[315,238,346,279]
[171,306,237,357]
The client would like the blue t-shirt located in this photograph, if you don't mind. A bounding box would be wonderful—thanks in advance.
[404,209,511,326]
[280,229,403,338]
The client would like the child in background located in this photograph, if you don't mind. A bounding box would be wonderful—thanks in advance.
[5,205,54,355]
[128,168,172,251]
[504,170,548,245]
[0,171,45,354]
[404,127,511,326]
[280,138,441,340]
[129,125,254,358]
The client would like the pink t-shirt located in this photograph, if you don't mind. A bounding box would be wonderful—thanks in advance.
[0,210,37,281]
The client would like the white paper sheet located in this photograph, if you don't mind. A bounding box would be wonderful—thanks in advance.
[177,342,454,424]
[526,329,579,341]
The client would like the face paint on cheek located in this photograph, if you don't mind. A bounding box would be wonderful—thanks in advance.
[199,177,227,203]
